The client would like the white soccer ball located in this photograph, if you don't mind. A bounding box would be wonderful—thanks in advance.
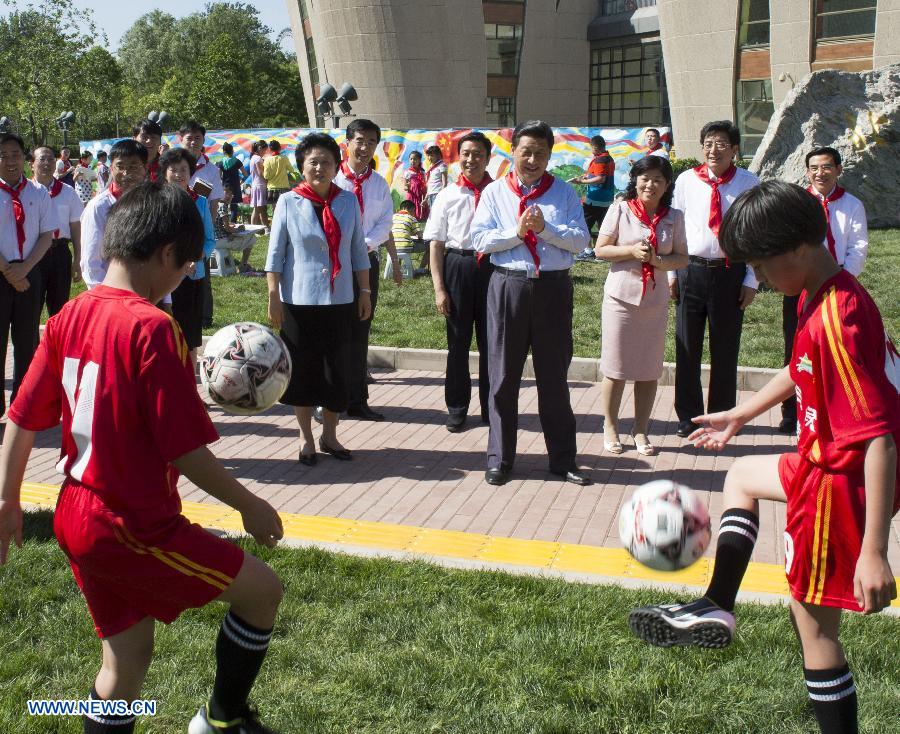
[200,322,291,415]
[618,480,711,571]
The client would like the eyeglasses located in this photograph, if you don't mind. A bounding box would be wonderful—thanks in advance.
[702,141,733,152]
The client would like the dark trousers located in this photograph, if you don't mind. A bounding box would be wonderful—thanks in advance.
[348,250,380,409]
[486,269,577,472]
[583,204,608,233]
[674,261,746,422]
[201,265,212,327]
[781,293,800,424]
[1,264,42,415]
[37,238,72,317]
[444,250,492,420]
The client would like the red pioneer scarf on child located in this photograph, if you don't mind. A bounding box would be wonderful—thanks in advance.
[807,185,845,260]
[0,177,28,257]
[108,182,124,200]
[458,173,493,263]
[293,182,343,291]
[693,163,737,238]
[627,198,669,299]
[504,172,554,274]
[340,161,372,215]
[147,159,159,183]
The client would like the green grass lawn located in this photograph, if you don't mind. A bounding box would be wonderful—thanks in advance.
[1,511,898,733]
[59,229,899,370]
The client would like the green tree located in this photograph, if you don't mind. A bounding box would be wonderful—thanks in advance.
[184,33,253,129]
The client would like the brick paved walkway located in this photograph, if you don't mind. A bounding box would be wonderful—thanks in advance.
[19,367,900,572]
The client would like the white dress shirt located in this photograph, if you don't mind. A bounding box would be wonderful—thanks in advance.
[648,147,669,158]
[0,178,57,261]
[191,154,224,202]
[80,188,117,288]
[471,176,590,272]
[670,166,759,288]
[36,180,83,239]
[423,183,480,250]
[811,187,868,277]
[334,167,393,252]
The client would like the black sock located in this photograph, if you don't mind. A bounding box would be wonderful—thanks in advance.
[805,664,858,734]
[208,611,273,726]
[82,686,135,733]
[703,508,759,612]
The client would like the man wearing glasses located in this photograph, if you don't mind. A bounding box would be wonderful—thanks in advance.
[668,121,759,438]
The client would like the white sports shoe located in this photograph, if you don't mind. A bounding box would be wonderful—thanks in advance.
[628,598,736,648]
[188,704,278,733]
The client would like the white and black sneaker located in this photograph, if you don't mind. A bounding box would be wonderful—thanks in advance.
[188,703,278,733]
[628,598,735,649]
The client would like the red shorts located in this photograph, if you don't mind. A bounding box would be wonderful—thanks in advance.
[779,453,871,611]
[53,482,245,639]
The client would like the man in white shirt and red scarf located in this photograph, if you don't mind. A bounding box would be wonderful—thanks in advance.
[425,131,494,433]
[332,118,402,422]
[777,145,868,433]
[669,120,759,438]
[472,121,591,486]
[0,133,57,416]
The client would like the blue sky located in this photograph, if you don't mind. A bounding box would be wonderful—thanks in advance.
[71,0,295,51]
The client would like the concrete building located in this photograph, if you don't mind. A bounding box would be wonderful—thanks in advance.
[286,0,900,155]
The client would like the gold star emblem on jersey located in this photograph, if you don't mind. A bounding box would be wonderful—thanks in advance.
[796,353,813,375]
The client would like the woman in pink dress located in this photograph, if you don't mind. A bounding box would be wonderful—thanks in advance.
[250,140,270,232]
[594,155,688,456]
[402,150,427,220]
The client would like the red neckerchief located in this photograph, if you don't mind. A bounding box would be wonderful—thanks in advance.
[807,185,845,260]
[504,172,554,274]
[108,182,124,200]
[406,166,427,220]
[147,159,159,182]
[693,163,737,238]
[38,178,64,238]
[458,173,493,263]
[648,144,663,153]
[0,177,28,257]
[187,188,199,201]
[293,182,343,291]
[627,198,669,298]
[340,161,372,215]
[195,154,208,172]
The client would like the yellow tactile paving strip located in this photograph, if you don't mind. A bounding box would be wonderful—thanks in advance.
[21,483,899,607]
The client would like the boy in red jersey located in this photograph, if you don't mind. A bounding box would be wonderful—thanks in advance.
[628,181,898,734]
[0,182,284,734]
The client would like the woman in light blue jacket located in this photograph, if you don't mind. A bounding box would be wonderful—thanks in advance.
[266,133,372,466]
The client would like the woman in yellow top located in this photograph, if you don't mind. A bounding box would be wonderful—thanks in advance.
[263,140,295,206]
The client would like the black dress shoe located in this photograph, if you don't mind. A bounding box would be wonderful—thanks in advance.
[550,469,590,486]
[484,467,510,486]
[366,370,376,385]
[346,405,384,422]
[676,420,699,438]
[313,406,324,425]
[445,413,466,432]
[480,413,490,424]
[299,451,317,466]
[777,417,797,435]
[318,438,352,460]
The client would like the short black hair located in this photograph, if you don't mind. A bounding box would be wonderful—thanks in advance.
[512,120,554,150]
[409,150,422,161]
[646,128,660,137]
[221,142,234,156]
[33,144,57,158]
[294,132,341,169]
[805,146,842,168]
[252,140,269,154]
[457,131,492,155]
[699,120,740,146]
[719,181,827,263]
[269,139,282,152]
[179,120,206,137]
[102,181,203,266]
[158,147,197,179]
[425,145,442,158]
[0,133,25,152]
[625,155,674,208]
[398,199,416,213]
[346,118,381,144]
[590,135,606,149]
[133,119,162,138]
[109,139,148,164]
[96,150,107,160]
[78,150,92,161]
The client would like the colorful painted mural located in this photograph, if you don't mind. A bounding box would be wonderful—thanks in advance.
[80,126,672,195]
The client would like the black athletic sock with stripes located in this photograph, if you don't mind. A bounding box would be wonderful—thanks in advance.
[82,686,136,733]
[208,611,273,726]
[805,664,858,734]
[703,508,759,612]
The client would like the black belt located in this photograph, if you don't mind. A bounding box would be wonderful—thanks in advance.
[446,249,476,257]
[689,255,727,267]
[494,266,570,280]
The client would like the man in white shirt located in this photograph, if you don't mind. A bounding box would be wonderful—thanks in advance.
[425,131,494,433]
[31,145,83,316]
[333,119,402,421]
[669,120,758,437]
[0,133,57,415]
[645,128,669,158]
[472,120,591,486]
[777,146,868,433]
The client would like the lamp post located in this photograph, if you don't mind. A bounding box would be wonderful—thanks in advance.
[315,82,358,129]
[56,111,75,148]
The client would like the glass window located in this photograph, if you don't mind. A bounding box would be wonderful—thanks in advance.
[735,78,774,158]
[816,0,876,40]
[601,0,656,15]
[486,97,516,128]
[486,23,523,76]
[738,0,770,48]
[589,39,670,128]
